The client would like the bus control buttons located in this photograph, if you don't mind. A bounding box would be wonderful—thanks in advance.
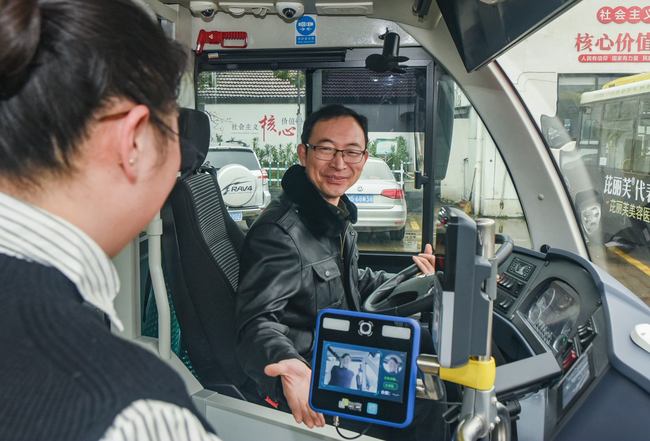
[359,320,374,336]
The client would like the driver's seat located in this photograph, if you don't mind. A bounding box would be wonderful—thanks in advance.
[158,108,248,394]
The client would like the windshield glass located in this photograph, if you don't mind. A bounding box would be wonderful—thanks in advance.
[498,0,650,306]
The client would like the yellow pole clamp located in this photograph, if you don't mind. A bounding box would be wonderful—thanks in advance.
[439,357,496,391]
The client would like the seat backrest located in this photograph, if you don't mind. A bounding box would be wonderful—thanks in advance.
[160,108,247,388]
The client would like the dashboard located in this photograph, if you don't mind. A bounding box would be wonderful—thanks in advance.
[492,247,609,436]
[495,249,600,365]
[525,280,580,354]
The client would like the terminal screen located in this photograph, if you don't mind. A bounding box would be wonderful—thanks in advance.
[309,309,419,428]
[318,342,407,404]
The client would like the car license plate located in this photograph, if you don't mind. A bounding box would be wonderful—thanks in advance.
[348,194,374,204]
[228,211,243,222]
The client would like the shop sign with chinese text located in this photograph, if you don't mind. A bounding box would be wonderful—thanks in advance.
[603,172,650,224]
[576,5,650,63]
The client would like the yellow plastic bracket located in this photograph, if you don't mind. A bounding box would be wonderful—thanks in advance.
[439,357,496,391]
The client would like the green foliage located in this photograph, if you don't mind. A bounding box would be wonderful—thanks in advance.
[371,136,409,170]
[253,142,299,187]
[273,70,306,89]
[367,140,377,157]
[197,72,213,91]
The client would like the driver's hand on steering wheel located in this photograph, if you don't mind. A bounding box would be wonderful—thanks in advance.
[412,243,436,275]
[264,358,326,428]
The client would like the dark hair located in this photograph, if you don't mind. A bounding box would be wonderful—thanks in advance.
[300,104,369,147]
[0,0,187,186]
[386,355,401,365]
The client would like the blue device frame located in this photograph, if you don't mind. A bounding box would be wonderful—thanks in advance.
[309,309,421,428]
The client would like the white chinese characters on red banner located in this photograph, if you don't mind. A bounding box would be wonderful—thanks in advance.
[578,54,650,62]
[576,5,650,62]
[597,6,650,24]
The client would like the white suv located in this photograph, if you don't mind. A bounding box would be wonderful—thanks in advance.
[203,146,271,226]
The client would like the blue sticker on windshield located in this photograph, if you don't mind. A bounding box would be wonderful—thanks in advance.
[295,15,317,45]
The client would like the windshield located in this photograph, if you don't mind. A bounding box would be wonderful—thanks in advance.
[498,0,650,307]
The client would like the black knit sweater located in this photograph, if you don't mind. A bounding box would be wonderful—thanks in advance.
[0,254,213,441]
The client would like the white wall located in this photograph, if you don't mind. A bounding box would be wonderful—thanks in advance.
[204,103,305,147]
[441,108,523,218]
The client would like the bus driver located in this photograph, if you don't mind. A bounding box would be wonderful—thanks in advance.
[328,353,356,389]
[235,104,436,429]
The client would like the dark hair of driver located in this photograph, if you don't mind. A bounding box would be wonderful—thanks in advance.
[0,0,187,188]
[300,104,369,148]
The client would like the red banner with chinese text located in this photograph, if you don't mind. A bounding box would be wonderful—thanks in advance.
[576,4,650,63]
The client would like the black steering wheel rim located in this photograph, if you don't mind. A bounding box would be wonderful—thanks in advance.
[362,264,442,316]
[362,234,514,317]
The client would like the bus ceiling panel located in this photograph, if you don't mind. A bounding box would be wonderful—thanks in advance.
[401,21,587,257]
[370,0,440,29]
[191,13,420,50]
[183,0,439,29]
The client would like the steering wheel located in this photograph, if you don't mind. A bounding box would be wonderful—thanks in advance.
[363,234,515,317]
[363,264,442,316]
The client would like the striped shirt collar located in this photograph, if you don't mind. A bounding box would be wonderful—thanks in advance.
[0,192,124,331]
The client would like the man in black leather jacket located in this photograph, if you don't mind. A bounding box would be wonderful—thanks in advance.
[235,105,435,428]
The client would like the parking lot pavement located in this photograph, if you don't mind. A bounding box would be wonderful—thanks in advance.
[357,213,422,253]
[590,244,650,307]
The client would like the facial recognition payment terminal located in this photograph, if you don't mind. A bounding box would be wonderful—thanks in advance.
[309,309,420,428]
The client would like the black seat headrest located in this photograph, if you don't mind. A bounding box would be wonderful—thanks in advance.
[178,108,210,176]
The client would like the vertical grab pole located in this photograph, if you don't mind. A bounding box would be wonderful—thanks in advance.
[456,218,510,441]
[476,218,497,361]
[146,212,171,360]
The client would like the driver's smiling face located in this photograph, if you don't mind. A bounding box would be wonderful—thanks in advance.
[298,116,368,206]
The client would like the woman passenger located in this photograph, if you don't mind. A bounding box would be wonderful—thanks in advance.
[0,0,220,440]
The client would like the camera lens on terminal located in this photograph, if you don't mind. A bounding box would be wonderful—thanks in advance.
[358,320,374,336]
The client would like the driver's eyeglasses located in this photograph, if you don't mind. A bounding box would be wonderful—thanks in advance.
[305,144,367,164]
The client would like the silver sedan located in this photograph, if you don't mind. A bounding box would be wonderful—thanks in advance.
[346,157,407,240]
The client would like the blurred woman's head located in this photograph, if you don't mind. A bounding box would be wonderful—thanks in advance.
[0,0,187,255]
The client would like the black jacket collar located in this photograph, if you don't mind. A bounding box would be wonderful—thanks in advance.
[281,165,357,237]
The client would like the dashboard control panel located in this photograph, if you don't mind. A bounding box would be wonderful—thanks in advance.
[494,249,603,407]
